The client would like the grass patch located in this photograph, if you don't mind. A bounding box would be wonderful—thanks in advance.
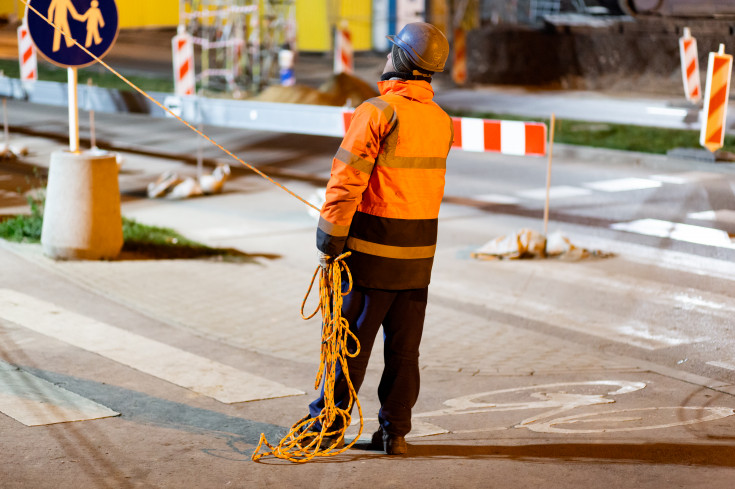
[0,194,43,243]
[0,198,254,261]
[0,59,173,93]
[122,217,202,248]
[447,110,735,155]
[120,218,246,260]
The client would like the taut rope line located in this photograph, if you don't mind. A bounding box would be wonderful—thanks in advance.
[19,0,319,212]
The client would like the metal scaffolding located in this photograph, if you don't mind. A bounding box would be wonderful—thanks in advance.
[179,0,296,95]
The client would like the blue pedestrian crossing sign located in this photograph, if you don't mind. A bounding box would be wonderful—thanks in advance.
[26,0,119,68]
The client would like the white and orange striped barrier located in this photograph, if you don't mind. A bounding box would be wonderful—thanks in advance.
[17,22,37,82]
[172,29,196,96]
[451,117,547,156]
[343,112,547,156]
[452,28,468,85]
[334,21,354,75]
[679,27,701,103]
[700,44,732,152]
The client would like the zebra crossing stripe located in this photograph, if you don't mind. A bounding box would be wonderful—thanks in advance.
[0,360,118,426]
[0,289,304,404]
[611,219,735,249]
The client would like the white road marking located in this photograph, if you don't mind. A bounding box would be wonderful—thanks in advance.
[688,209,735,225]
[0,289,304,404]
[645,107,689,117]
[0,360,119,426]
[516,185,592,200]
[650,172,721,184]
[611,219,735,249]
[707,361,735,371]
[566,233,735,282]
[584,177,662,192]
[407,382,735,436]
[527,406,735,434]
[472,193,521,205]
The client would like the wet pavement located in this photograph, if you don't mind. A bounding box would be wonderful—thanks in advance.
[2,121,735,487]
[1,23,735,489]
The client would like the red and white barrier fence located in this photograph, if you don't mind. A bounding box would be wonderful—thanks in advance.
[343,112,547,156]
[17,22,37,82]
[172,29,196,96]
[452,118,547,156]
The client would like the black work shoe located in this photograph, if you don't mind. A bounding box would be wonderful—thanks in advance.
[300,432,345,450]
[370,426,408,455]
[369,427,383,450]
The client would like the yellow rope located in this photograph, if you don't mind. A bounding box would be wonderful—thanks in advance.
[20,1,363,462]
[19,0,320,212]
[251,252,364,463]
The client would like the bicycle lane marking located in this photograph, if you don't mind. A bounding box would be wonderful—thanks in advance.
[527,406,735,434]
[405,380,735,436]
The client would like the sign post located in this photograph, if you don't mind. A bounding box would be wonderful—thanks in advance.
[26,0,119,152]
[25,0,123,260]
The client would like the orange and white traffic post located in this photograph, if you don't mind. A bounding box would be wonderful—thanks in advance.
[172,27,196,96]
[334,20,354,75]
[679,27,701,103]
[700,44,733,153]
[17,20,38,82]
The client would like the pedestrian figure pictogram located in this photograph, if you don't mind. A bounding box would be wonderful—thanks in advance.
[82,0,105,47]
[48,0,83,52]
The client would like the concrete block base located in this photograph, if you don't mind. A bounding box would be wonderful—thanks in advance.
[41,150,123,260]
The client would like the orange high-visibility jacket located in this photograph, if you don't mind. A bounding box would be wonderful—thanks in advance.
[317,79,454,290]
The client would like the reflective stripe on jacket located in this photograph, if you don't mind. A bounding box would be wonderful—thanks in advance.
[317,79,453,290]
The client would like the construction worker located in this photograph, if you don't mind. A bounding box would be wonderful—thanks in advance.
[308,22,452,455]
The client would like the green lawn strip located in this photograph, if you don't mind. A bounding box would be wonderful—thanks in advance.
[446,110,735,155]
[0,59,173,93]
[0,206,234,260]
[119,218,238,260]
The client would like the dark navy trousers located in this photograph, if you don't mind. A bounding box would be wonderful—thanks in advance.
[308,284,428,437]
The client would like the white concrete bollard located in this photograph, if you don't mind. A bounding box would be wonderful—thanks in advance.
[41,150,123,260]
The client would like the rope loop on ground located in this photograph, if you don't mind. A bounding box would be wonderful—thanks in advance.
[252,252,363,463]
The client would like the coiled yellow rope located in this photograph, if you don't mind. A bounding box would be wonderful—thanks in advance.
[251,252,363,463]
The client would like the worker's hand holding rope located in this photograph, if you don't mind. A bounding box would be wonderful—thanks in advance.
[252,251,363,463]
